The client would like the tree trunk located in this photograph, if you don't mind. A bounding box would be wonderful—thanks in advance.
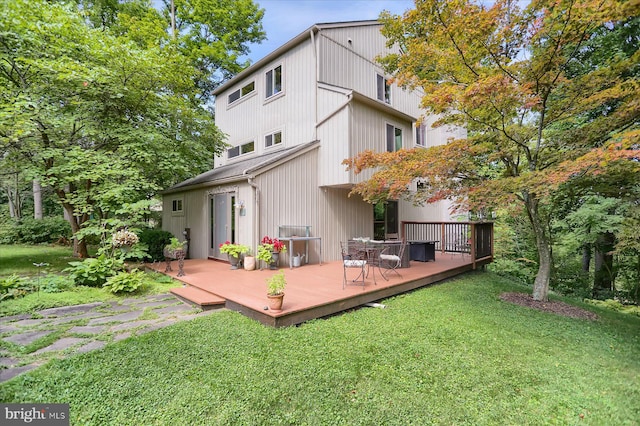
[581,243,591,272]
[524,193,551,301]
[593,232,615,297]
[58,193,88,258]
[33,180,43,219]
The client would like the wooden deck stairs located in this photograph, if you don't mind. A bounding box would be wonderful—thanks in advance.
[171,286,226,311]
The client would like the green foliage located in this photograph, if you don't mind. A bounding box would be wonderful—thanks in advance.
[64,255,124,287]
[138,228,173,262]
[218,242,250,257]
[165,237,186,251]
[0,274,33,301]
[1,273,638,424]
[487,258,536,286]
[36,274,75,294]
[14,217,72,244]
[266,269,286,295]
[103,270,145,294]
[584,299,640,317]
[256,243,274,263]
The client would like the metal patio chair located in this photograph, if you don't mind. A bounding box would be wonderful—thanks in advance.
[379,241,406,279]
[340,241,367,289]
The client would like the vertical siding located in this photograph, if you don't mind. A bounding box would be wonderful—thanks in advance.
[214,37,317,169]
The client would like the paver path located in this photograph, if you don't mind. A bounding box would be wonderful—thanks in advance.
[0,294,217,383]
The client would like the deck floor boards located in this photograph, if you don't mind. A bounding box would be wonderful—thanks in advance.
[149,252,484,327]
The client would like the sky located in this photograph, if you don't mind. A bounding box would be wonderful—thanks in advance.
[246,0,415,63]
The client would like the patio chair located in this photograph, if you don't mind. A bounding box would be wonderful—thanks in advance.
[379,241,406,279]
[451,233,471,259]
[340,241,367,289]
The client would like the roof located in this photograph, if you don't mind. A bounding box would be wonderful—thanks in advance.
[212,20,381,97]
[162,140,320,194]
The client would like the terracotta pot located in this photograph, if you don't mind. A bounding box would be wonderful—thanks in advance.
[267,293,284,311]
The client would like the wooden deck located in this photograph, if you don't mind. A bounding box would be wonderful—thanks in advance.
[148,253,490,327]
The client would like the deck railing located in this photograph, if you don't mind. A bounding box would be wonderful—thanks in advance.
[401,221,494,269]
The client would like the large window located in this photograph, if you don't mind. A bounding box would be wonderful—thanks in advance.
[265,65,282,98]
[386,124,402,152]
[227,141,255,159]
[416,123,427,146]
[228,81,255,105]
[377,74,391,104]
[265,131,282,148]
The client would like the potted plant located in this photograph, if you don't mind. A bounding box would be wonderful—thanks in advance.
[164,237,187,258]
[266,269,286,311]
[219,241,250,269]
[258,236,287,270]
[243,250,256,271]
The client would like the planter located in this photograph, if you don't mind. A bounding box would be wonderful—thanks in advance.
[163,247,186,277]
[244,256,256,271]
[269,252,280,270]
[267,293,284,311]
[228,254,241,269]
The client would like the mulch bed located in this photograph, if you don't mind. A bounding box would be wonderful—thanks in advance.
[500,292,598,321]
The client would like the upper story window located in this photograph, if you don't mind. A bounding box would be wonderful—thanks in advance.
[265,131,282,148]
[227,141,255,159]
[265,65,282,99]
[416,124,427,147]
[228,81,255,105]
[377,74,391,104]
[386,124,402,152]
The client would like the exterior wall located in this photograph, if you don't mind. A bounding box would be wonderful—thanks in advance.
[214,37,317,168]
[162,188,208,259]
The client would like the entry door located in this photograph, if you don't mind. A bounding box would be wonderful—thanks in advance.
[209,193,234,259]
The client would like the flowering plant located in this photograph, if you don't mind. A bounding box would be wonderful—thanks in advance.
[219,241,250,258]
[260,236,287,253]
[111,229,139,248]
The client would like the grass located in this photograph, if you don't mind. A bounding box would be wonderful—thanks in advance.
[1,272,638,425]
[0,244,182,317]
[0,244,77,278]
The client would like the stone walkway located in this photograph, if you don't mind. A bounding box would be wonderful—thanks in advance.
[0,294,217,383]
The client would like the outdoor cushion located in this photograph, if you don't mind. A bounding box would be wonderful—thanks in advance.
[343,260,366,267]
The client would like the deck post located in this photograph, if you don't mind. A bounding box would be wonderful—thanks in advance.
[471,222,477,270]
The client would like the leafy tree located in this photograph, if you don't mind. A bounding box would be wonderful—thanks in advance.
[0,0,225,257]
[345,0,639,301]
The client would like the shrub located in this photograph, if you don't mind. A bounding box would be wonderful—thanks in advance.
[487,258,537,285]
[64,254,124,287]
[103,270,146,294]
[35,274,75,293]
[14,217,72,244]
[138,229,173,262]
[0,274,34,300]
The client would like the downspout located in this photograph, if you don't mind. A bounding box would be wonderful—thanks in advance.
[246,174,260,255]
[311,28,318,141]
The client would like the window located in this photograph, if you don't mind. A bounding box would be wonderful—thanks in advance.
[265,131,282,148]
[377,74,391,104]
[171,198,183,216]
[416,124,427,146]
[265,65,282,98]
[227,141,255,159]
[386,124,402,152]
[228,81,255,105]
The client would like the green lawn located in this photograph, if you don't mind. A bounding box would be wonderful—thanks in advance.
[1,272,638,425]
[0,244,76,277]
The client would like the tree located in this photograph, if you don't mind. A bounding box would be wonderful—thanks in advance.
[345,0,639,301]
[0,0,225,257]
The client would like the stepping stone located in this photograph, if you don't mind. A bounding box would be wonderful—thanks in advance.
[109,320,156,333]
[32,337,86,355]
[87,310,143,325]
[75,340,106,354]
[113,332,132,342]
[38,302,104,318]
[133,300,177,309]
[69,325,107,335]
[105,302,135,312]
[0,365,36,383]
[48,311,110,325]
[13,318,49,327]
[136,320,177,335]
[5,330,54,346]
[0,323,21,333]
[153,304,196,315]
[0,357,19,367]
[0,314,30,323]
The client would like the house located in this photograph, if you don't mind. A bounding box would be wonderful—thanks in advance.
[162,20,465,265]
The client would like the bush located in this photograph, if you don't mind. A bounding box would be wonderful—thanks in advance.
[12,217,71,244]
[35,274,75,293]
[103,270,146,294]
[487,257,536,285]
[0,274,34,300]
[64,254,124,287]
[138,229,173,262]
